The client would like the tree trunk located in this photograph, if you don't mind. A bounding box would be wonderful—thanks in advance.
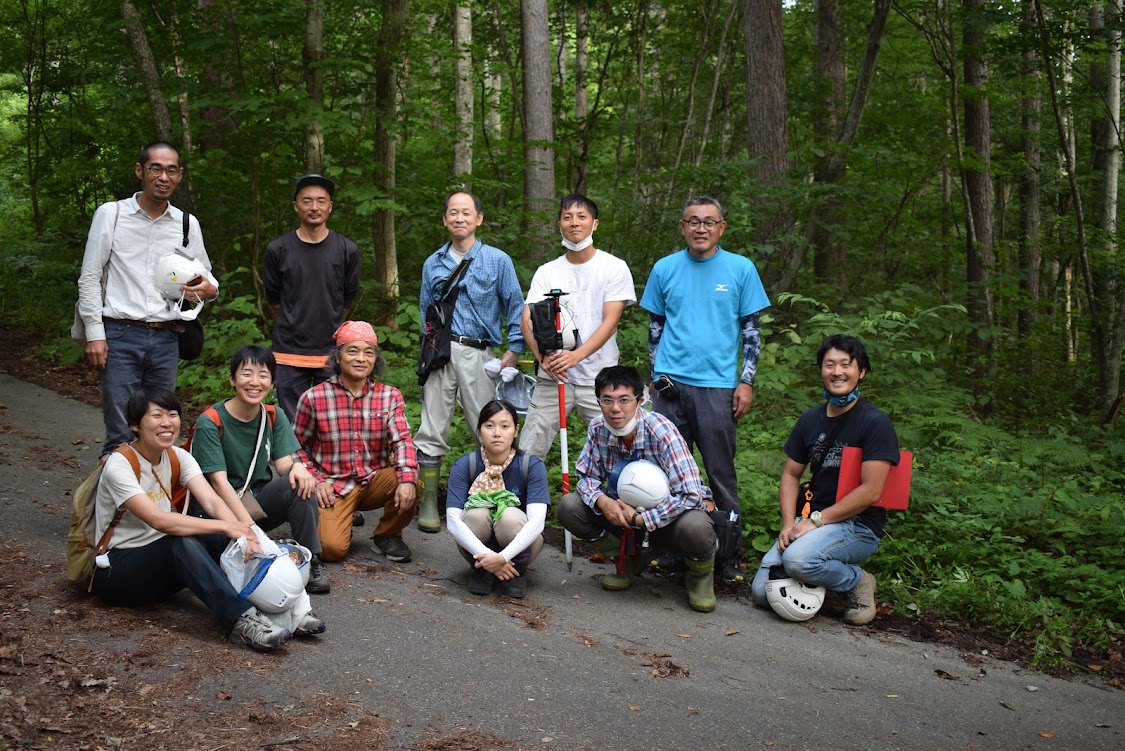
[962,0,996,395]
[810,0,847,286]
[696,1,739,166]
[121,2,172,141]
[1018,0,1041,345]
[521,0,556,256]
[575,0,589,193]
[372,0,407,325]
[304,0,325,174]
[164,5,196,213]
[744,0,794,286]
[453,4,473,178]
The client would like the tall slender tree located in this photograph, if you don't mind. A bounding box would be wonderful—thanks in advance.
[373,0,407,320]
[454,4,473,179]
[521,0,556,256]
[304,0,325,174]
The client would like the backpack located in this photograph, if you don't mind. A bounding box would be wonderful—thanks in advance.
[173,404,278,515]
[66,444,181,591]
[467,451,533,504]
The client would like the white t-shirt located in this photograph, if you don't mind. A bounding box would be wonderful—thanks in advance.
[95,446,203,550]
[525,249,636,385]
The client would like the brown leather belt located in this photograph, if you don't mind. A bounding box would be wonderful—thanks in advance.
[104,317,182,332]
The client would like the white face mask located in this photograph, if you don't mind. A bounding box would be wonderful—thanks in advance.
[605,413,638,437]
[561,233,594,252]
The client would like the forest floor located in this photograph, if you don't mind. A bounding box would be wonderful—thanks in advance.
[0,321,1119,749]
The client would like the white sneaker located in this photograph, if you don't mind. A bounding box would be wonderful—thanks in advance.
[229,609,290,651]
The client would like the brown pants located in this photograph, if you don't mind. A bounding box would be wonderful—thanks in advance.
[318,468,409,561]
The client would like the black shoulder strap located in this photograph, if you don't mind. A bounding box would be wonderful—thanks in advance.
[440,256,472,300]
[520,452,531,502]
[182,210,190,248]
[468,451,479,479]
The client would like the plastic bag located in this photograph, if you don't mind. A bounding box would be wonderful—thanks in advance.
[220,526,311,633]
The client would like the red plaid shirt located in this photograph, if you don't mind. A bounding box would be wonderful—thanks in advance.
[294,377,418,496]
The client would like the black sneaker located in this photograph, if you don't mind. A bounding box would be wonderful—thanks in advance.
[306,556,331,594]
[372,535,412,562]
[352,511,366,527]
[467,567,495,596]
[719,558,746,583]
[494,569,528,598]
[650,552,685,575]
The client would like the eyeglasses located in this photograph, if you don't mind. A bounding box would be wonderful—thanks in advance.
[682,218,722,231]
[598,395,639,408]
[145,164,182,177]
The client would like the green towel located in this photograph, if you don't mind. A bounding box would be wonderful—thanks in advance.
[464,489,522,522]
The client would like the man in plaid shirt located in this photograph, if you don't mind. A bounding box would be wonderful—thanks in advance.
[294,321,419,563]
[558,365,719,612]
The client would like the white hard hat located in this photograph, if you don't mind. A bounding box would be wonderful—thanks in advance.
[609,459,670,509]
[765,577,826,622]
[153,250,208,320]
[276,540,313,588]
[240,553,305,613]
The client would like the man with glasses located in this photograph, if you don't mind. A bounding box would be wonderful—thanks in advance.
[414,191,525,533]
[639,195,770,583]
[558,365,719,612]
[78,141,218,453]
[263,174,360,423]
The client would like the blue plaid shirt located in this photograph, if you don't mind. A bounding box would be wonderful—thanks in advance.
[576,409,712,530]
[420,240,525,352]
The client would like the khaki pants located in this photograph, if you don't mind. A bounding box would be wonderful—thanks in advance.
[518,374,601,459]
[456,507,544,565]
[318,468,408,561]
[415,341,495,459]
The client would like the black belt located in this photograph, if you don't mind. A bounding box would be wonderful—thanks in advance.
[104,317,182,332]
[451,335,491,350]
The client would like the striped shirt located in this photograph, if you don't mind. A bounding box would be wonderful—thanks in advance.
[575,409,713,530]
[293,377,418,496]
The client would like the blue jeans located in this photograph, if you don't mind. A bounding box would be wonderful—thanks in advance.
[750,519,880,606]
[101,320,179,453]
[274,364,331,424]
[92,534,248,630]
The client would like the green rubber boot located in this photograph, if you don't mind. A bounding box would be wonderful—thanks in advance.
[684,556,717,612]
[593,534,640,591]
[417,463,441,533]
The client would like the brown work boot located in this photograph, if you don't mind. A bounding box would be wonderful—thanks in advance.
[843,569,877,625]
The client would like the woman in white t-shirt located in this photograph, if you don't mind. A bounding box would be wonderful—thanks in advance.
[92,385,292,651]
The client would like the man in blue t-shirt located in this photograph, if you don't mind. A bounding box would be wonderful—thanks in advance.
[639,195,770,582]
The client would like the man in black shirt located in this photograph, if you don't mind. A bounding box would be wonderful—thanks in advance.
[264,174,360,423]
[750,334,899,625]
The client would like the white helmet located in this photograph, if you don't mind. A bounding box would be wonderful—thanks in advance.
[153,250,208,321]
[240,553,305,613]
[496,373,537,416]
[765,577,826,622]
[276,540,313,588]
[609,459,670,509]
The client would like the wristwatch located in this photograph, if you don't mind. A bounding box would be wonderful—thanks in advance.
[810,510,825,528]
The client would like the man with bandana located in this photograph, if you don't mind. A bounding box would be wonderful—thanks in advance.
[640,195,770,583]
[558,365,719,613]
[519,194,636,458]
[750,334,899,626]
[293,321,419,563]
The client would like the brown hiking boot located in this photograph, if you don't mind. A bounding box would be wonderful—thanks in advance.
[843,569,877,625]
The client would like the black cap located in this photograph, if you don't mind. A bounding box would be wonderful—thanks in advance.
[293,173,335,200]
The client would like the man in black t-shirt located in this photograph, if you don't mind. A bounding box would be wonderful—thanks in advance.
[264,174,360,423]
[750,334,899,625]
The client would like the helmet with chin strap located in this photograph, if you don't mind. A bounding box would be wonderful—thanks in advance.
[154,250,208,320]
[239,553,305,613]
[608,459,670,509]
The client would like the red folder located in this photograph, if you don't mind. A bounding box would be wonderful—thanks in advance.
[835,446,913,510]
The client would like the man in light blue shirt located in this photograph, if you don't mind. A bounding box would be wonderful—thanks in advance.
[415,191,525,532]
[640,195,770,582]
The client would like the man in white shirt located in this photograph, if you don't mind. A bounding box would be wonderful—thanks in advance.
[77,141,218,453]
[519,194,636,458]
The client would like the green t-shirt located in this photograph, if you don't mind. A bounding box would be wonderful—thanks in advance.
[190,400,302,494]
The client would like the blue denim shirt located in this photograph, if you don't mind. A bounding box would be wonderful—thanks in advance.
[419,240,525,352]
